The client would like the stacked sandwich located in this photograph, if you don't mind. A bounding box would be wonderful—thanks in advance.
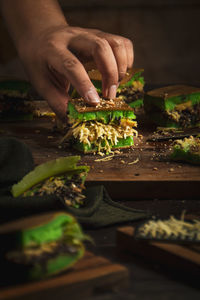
[116,68,145,109]
[65,68,145,155]
[63,97,138,155]
[0,78,37,121]
[170,135,200,165]
[144,85,200,128]
[0,212,87,284]
[85,68,145,109]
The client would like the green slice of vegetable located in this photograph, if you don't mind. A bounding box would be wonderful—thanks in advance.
[11,156,89,197]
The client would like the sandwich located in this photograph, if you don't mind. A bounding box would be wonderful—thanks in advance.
[0,211,87,283]
[80,68,145,109]
[71,68,144,110]
[0,78,55,121]
[170,135,200,165]
[116,68,145,109]
[11,156,90,208]
[144,85,200,128]
[0,78,37,121]
[62,98,138,155]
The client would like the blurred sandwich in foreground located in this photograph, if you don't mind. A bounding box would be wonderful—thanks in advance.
[0,211,87,284]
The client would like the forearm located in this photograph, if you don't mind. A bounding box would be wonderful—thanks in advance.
[0,0,67,51]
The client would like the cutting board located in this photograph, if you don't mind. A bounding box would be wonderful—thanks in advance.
[116,226,200,276]
[0,106,200,200]
[0,251,128,300]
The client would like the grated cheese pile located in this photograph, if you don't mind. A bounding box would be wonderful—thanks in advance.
[137,215,200,240]
[63,119,137,155]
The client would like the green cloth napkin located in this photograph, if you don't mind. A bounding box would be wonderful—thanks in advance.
[0,137,149,227]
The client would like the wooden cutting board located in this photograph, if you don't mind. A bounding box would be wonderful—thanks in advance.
[0,108,200,200]
[0,251,129,300]
[116,226,200,276]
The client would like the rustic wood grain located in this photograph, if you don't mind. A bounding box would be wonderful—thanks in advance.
[0,251,128,300]
[0,111,199,200]
[116,226,200,276]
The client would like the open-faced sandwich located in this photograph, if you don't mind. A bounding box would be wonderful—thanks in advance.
[144,85,200,128]
[61,98,138,155]
[0,211,87,284]
[11,156,89,208]
[170,135,200,165]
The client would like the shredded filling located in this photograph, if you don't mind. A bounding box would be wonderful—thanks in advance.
[63,118,137,155]
[174,136,200,154]
[23,173,86,208]
[137,215,200,240]
[117,81,144,104]
[165,103,200,127]
[6,239,79,265]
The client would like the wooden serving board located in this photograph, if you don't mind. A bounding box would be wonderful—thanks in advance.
[0,108,200,200]
[0,251,129,300]
[116,226,200,276]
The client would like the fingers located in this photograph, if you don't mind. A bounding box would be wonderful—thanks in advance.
[91,38,119,98]
[69,34,119,99]
[99,34,127,81]
[47,48,100,106]
[123,38,134,69]
[98,32,134,80]
[69,30,134,99]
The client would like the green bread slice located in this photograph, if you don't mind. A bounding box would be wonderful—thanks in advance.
[170,136,200,165]
[0,212,86,282]
[73,136,134,153]
[11,156,89,197]
[144,85,200,128]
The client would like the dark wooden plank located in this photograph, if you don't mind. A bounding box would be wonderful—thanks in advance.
[0,251,129,300]
[0,110,199,200]
[116,226,200,276]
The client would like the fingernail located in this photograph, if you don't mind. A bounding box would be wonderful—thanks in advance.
[108,85,117,99]
[85,88,100,105]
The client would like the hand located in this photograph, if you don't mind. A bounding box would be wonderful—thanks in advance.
[18,25,134,120]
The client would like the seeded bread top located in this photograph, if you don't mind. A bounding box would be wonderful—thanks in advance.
[69,98,134,113]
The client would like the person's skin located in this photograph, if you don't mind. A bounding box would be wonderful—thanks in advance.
[0,0,134,121]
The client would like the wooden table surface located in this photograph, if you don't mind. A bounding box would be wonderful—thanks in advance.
[0,109,200,299]
[0,110,199,200]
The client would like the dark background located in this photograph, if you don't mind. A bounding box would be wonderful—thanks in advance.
[0,0,200,87]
